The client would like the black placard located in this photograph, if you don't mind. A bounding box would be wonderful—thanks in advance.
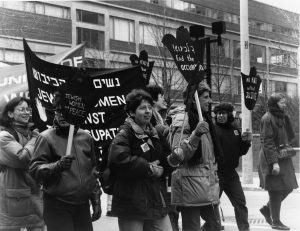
[241,67,262,110]
[162,26,206,83]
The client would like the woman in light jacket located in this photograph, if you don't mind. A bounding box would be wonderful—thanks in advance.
[258,93,298,230]
[108,89,173,231]
[0,97,43,231]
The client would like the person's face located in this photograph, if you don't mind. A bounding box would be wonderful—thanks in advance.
[216,111,228,124]
[55,107,70,128]
[199,91,211,113]
[155,93,167,110]
[277,98,286,110]
[131,99,153,128]
[8,101,31,124]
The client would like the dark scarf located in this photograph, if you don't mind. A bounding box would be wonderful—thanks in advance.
[269,106,295,142]
[11,121,31,138]
[187,107,223,166]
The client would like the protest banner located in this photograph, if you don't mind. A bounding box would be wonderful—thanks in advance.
[129,50,154,85]
[241,66,262,110]
[0,42,85,113]
[23,39,145,158]
[162,26,206,121]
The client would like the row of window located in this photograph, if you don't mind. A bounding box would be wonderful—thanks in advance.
[0,1,70,19]
[154,0,298,38]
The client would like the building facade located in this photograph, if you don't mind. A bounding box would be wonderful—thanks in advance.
[0,0,299,108]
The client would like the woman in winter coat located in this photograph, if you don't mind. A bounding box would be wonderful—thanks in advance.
[258,93,298,230]
[108,89,173,231]
[0,97,44,231]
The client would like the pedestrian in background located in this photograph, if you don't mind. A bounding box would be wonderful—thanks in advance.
[146,84,180,231]
[29,92,101,231]
[214,102,252,231]
[167,81,222,231]
[0,97,44,231]
[108,89,173,231]
[258,92,298,230]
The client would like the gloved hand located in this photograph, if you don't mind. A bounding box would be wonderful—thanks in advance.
[241,129,252,142]
[91,203,102,222]
[272,163,280,176]
[31,128,39,138]
[149,160,164,177]
[57,156,75,171]
[194,121,209,136]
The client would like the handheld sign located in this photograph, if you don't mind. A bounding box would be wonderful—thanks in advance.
[241,66,262,110]
[130,50,154,85]
[162,26,205,83]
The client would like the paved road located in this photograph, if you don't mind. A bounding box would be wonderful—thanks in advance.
[93,187,300,231]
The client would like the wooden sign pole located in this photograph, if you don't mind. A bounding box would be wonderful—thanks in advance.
[66,124,75,156]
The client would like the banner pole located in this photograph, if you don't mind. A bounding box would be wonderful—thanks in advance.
[66,124,75,156]
[194,91,203,122]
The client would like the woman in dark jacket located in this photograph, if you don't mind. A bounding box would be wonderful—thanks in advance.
[258,93,298,230]
[108,89,173,231]
[0,97,43,231]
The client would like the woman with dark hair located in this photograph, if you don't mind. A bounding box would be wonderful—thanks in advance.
[108,88,173,231]
[0,97,43,231]
[214,102,252,231]
[258,93,298,230]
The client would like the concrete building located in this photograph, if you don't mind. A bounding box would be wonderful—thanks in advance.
[0,0,299,108]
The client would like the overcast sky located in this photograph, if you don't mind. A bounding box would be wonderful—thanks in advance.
[255,0,300,14]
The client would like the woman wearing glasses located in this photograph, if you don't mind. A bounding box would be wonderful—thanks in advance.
[0,97,44,231]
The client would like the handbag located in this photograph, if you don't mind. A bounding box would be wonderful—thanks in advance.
[277,144,296,159]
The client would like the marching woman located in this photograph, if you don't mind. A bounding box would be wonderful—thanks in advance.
[258,93,298,230]
[108,89,173,231]
[0,97,43,231]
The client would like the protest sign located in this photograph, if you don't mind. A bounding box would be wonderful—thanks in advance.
[130,50,154,85]
[241,66,262,110]
[0,42,85,113]
[162,26,205,83]
[23,39,145,157]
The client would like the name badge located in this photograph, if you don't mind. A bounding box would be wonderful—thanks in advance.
[141,143,150,152]
[234,130,239,136]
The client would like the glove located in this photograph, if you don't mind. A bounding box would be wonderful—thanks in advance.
[31,129,39,138]
[194,121,209,136]
[149,160,164,177]
[241,129,252,142]
[167,147,184,167]
[57,156,75,171]
[272,163,280,176]
[91,183,102,222]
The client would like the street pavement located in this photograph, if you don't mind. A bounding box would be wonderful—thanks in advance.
[93,176,300,231]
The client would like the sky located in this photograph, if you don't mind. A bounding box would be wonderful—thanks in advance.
[255,0,300,14]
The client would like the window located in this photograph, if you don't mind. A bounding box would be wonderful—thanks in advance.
[76,10,104,25]
[140,24,157,46]
[211,38,230,58]
[110,17,134,42]
[233,41,241,60]
[77,27,104,50]
[270,48,297,68]
[274,81,287,93]
[250,44,266,63]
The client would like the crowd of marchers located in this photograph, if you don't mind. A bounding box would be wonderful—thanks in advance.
[0,82,298,231]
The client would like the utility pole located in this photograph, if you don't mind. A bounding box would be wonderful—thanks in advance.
[240,0,253,184]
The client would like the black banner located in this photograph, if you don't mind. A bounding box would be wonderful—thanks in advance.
[23,39,145,156]
[241,67,262,110]
[162,26,206,83]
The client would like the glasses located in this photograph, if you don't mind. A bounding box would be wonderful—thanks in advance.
[15,107,32,114]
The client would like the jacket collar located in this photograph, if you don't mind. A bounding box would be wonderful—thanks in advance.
[125,117,159,140]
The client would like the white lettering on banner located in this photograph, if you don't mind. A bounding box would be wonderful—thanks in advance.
[95,95,126,107]
[88,128,118,141]
[172,43,195,53]
[32,68,66,86]
[180,64,204,71]
[85,112,105,124]
[0,74,27,87]
[60,56,83,67]
[37,88,54,103]
[93,78,121,89]
[3,91,30,102]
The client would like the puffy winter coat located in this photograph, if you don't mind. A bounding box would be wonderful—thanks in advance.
[0,129,43,230]
[258,112,298,191]
[169,108,220,206]
[29,128,97,204]
[108,117,172,219]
